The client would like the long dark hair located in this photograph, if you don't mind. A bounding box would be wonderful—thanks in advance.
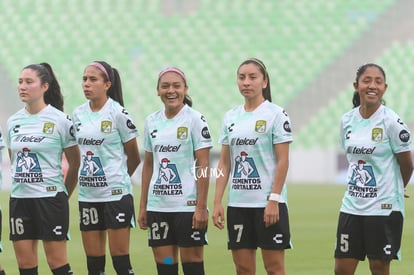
[238,58,272,102]
[90,61,124,106]
[23,63,64,111]
[352,63,386,108]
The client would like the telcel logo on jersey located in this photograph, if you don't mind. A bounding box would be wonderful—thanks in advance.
[19,136,45,142]
[347,146,376,154]
[154,144,181,152]
[78,138,104,145]
[230,137,258,146]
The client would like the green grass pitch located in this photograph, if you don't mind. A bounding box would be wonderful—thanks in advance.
[1,183,413,274]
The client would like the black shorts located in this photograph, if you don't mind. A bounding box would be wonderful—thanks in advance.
[79,194,136,231]
[146,211,207,248]
[227,205,291,250]
[9,192,70,241]
[334,211,403,261]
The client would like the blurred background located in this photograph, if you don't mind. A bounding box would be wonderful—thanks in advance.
[1,0,414,187]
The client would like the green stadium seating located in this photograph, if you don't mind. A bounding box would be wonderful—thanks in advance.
[0,0,397,150]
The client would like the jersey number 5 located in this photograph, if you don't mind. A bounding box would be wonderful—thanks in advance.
[339,234,349,253]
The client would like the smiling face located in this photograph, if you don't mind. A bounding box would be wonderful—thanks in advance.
[237,63,267,101]
[18,68,49,106]
[354,65,387,109]
[157,71,188,117]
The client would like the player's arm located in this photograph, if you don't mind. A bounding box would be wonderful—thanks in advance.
[193,147,211,230]
[123,138,141,177]
[138,151,153,229]
[212,144,231,229]
[64,145,80,197]
[264,141,290,227]
[396,151,413,188]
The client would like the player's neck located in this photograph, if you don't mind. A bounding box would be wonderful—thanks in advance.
[359,103,381,119]
[244,97,265,112]
[25,101,47,114]
[164,104,185,119]
[89,97,108,112]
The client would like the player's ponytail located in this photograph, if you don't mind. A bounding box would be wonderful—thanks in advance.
[89,61,124,107]
[23,63,64,111]
[183,95,192,107]
[108,67,124,106]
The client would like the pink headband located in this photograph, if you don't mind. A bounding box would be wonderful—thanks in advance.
[158,67,186,82]
[89,62,110,80]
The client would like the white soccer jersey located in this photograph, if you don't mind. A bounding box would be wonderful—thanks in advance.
[219,100,293,207]
[143,105,213,212]
[6,105,76,198]
[340,105,411,216]
[72,98,139,202]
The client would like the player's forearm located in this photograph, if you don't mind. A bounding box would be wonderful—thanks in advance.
[64,146,80,197]
[65,169,78,197]
[214,164,230,205]
[124,139,141,177]
[271,158,289,194]
[397,151,413,187]
[196,173,209,209]
[140,163,152,208]
[194,147,211,209]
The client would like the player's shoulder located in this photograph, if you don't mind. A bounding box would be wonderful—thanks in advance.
[40,105,71,124]
[45,105,67,116]
[381,105,401,120]
[8,108,26,121]
[145,109,164,122]
[102,98,126,116]
[72,101,89,114]
[341,107,358,122]
[380,106,410,134]
[182,105,208,121]
[107,98,124,111]
[223,104,244,118]
[262,101,288,116]
[264,100,283,110]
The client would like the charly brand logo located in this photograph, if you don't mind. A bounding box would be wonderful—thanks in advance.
[191,159,224,181]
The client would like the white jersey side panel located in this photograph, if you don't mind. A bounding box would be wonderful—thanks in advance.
[72,98,139,202]
[6,105,76,198]
[143,105,213,212]
[340,105,411,216]
[218,101,293,207]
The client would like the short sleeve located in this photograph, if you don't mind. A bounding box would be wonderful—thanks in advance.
[272,109,293,144]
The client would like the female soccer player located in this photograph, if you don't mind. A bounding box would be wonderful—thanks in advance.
[212,58,293,275]
[138,67,212,275]
[334,63,413,275]
[7,63,80,275]
[72,61,140,275]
